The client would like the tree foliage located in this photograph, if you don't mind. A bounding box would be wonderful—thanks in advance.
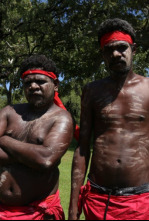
[0,0,149,122]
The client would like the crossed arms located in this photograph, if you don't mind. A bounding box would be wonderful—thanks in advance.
[0,105,73,171]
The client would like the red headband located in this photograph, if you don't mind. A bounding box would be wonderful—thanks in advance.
[100,31,133,48]
[21,69,57,80]
[21,69,80,141]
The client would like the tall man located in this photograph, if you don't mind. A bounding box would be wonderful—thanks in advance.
[0,54,73,220]
[69,18,149,220]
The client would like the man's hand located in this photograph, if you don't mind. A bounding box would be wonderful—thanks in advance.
[0,137,15,166]
[68,207,80,220]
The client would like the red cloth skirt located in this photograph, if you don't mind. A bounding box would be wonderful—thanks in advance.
[78,181,149,220]
[0,190,64,220]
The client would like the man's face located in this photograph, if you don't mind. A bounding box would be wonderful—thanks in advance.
[102,41,135,75]
[23,74,58,108]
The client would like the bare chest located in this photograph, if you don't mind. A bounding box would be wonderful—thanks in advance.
[93,87,149,127]
[5,114,54,144]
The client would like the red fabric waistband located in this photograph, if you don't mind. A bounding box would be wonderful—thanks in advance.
[0,190,65,220]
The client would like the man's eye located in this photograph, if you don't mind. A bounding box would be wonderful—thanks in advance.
[118,45,128,52]
[37,80,46,84]
[24,82,31,86]
[103,48,111,55]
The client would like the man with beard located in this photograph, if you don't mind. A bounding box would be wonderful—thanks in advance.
[0,54,73,220]
[69,18,149,220]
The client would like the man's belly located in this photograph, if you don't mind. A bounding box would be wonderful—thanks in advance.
[0,165,59,206]
[90,132,149,188]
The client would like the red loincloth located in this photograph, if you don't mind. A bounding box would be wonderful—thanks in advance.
[78,181,149,220]
[0,190,65,220]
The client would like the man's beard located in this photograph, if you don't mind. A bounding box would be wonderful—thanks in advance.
[108,59,133,76]
[28,97,46,108]
[34,101,45,108]
[110,65,132,75]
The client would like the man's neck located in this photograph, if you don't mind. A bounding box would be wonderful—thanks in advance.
[110,69,136,86]
[29,102,55,115]
[22,103,55,122]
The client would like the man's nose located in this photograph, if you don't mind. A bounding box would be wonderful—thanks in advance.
[29,82,40,90]
[112,49,122,57]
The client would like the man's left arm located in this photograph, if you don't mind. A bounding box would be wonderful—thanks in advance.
[0,111,73,171]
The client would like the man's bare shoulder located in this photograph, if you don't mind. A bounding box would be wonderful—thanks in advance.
[47,106,74,134]
[0,104,31,122]
[135,73,148,80]
[52,105,73,123]
[83,77,110,93]
[140,75,149,83]
[135,74,149,87]
[0,104,16,115]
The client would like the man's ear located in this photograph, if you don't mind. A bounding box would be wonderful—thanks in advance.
[132,43,137,55]
[54,78,59,92]
[101,48,106,61]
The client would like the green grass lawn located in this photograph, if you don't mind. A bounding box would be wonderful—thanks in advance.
[59,139,85,220]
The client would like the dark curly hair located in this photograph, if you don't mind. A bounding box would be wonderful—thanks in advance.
[98,18,136,45]
[19,54,59,78]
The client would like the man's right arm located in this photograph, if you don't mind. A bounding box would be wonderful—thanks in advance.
[0,106,14,165]
[69,84,93,220]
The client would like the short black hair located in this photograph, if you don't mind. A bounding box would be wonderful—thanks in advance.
[98,18,136,44]
[19,54,59,77]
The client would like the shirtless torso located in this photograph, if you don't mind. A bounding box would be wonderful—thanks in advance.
[0,103,73,206]
[87,74,149,187]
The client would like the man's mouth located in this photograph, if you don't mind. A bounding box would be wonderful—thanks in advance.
[29,93,42,97]
[110,61,126,68]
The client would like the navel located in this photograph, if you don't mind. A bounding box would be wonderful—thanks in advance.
[139,115,145,121]
[37,137,43,144]
[117,159,121,164]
